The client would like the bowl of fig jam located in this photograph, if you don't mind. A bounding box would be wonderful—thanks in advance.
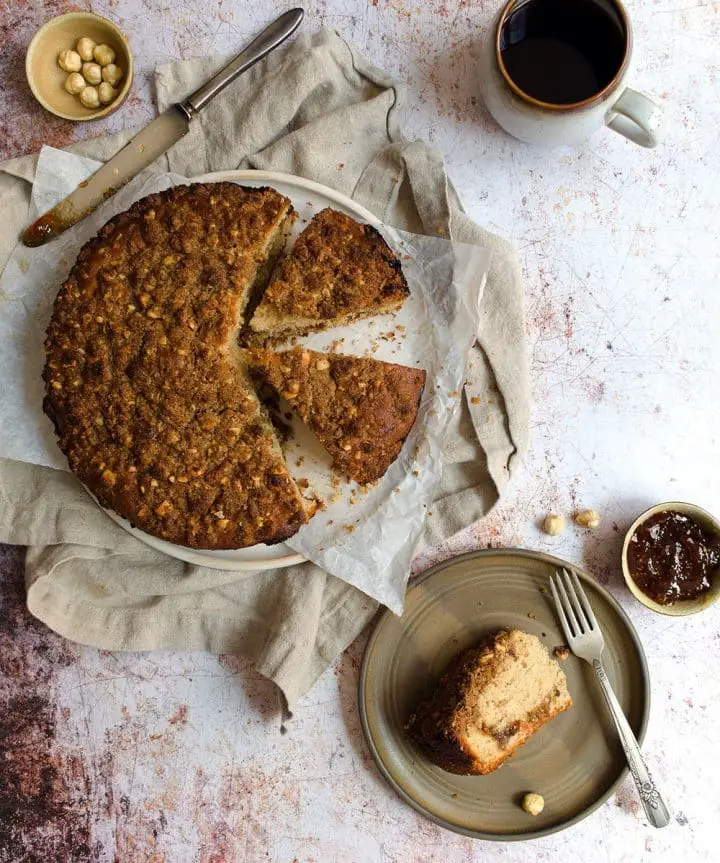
[622,502,720,616]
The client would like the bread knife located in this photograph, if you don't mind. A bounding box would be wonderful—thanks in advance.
[21,7,304,247]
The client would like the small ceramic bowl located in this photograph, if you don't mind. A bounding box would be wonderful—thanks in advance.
[622,501,720,617]
[25,12,133,121]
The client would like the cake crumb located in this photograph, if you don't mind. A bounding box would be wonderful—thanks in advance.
[554,646,570,661]
[470,396,481,405]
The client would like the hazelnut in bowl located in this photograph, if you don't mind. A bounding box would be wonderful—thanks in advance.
[622,501,720,616]
[25,12,133,121]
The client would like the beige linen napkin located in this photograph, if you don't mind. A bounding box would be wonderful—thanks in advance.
[0,30,528,710]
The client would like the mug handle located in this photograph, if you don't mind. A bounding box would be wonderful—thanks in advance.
[606,88,664,148]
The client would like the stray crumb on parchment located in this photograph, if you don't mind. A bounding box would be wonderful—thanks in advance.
[470,396,481,405]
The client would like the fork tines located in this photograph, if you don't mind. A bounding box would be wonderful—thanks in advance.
[550,567,598,641]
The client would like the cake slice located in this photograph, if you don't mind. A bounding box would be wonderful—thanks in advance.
[406,630,572,775]
[248,208,410,338]
[243,347,426,485]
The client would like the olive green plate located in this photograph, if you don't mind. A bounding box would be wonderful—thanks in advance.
[359,549,650,841]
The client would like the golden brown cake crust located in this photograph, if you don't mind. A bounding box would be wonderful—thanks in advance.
[244,347,426,485]
[43,182,308,549]
[406,630,572,775]
[249,208,409,336]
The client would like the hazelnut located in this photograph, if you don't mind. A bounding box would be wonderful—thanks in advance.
[80,86,100,109]
[522,793,544,816]
[76,37,97,62]
[102,63,125,87]
[543,513,565,536]
[575,509,601,529]
[64,72,86,95]
[98,82,116,104]
[82,62,102,85]
[57,49,82,73]
[93,43,116,66]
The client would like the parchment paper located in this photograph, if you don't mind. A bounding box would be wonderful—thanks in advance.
[0,146,488,613]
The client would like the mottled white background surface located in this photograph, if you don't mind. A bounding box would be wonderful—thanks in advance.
[1,1,718,861]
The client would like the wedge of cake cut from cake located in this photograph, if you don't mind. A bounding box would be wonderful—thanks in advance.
[243,347,426,485]
[248,208,410,338]
[406,629,572,775]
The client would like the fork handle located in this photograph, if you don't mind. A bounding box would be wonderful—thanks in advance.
[593,659,670,828]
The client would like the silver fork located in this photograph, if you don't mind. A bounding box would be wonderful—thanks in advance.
[550,568,670,828]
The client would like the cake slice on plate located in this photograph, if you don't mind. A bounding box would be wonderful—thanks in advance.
[248,208,410,338]
[243,347,426,485]
[406,629,572,775]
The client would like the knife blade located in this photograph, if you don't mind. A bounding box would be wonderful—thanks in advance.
[21,7,304,247]
[21,107,190,247]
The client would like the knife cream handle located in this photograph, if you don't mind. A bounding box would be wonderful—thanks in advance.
[180,7,304,117]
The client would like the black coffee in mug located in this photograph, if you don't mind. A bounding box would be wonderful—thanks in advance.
[499,0,627,105]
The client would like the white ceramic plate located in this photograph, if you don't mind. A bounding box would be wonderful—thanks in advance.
[97,169,385,571]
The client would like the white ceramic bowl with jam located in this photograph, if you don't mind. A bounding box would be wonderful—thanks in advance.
[622,501,720,617]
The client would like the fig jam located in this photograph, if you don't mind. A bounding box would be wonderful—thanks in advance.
[627,510,720,605]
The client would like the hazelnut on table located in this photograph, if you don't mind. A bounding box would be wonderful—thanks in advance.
[80,86,100,109]
[93,44,116,66]
[57,49,81,72]
[98,82,116,105]
[543,513,565,536]
[64,73,86,95]
[575,509,601,529]
[522,792,545,816]
[82,62,102,85]
[102,64,124,87]
[76,37,96,62]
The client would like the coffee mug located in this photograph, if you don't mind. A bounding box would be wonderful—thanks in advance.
[479,0,664,147]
